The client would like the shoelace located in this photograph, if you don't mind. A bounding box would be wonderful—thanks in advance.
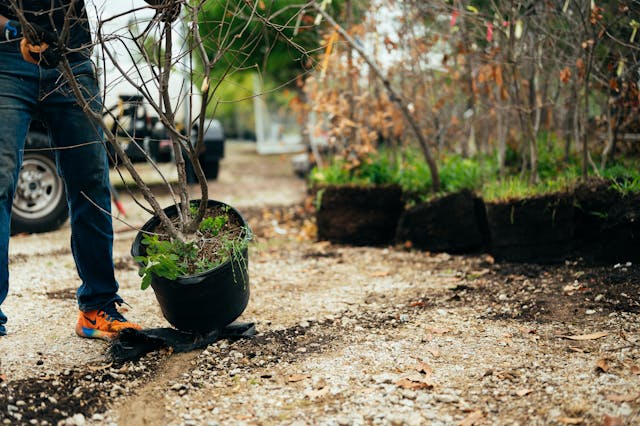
[100,303,127,323]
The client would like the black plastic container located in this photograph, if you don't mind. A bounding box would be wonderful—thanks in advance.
[131,200,251,334]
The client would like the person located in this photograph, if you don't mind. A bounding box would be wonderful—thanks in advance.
[0,0,178,339]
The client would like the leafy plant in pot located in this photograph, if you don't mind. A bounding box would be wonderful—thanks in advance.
[51,1,265,333]
[132,200,252,333]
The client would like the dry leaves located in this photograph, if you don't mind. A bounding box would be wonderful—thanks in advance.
[287,374,311,383]
[558,417,584,425]
[415,361,434,375]
[459,410,483,426]
[396,377,433,390]
[603,415,623,426]
[427,347,441,357]
[559,332,608,341]
[516,388,532,397]
[596,358,609,373]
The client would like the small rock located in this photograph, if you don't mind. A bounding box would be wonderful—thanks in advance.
[585,309,596,315]
[399,314,410,323]
[595,294,605,302]
[619,403,633,416]
[299,320,310,328]
[498,294,508,301]
[434,393,459,403]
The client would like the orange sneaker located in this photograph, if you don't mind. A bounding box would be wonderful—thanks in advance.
[75,303,142,340]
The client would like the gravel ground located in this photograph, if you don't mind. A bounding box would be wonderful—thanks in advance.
[1,142,639,425]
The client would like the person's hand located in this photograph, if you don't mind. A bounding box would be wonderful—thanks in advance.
[146,0,182,23]
[20,22,60,69]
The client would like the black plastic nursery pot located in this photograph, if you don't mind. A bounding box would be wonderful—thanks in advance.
[131,200,251,334]
[395,189,489,253]
[315,184,403,246]
[485,193,575,263]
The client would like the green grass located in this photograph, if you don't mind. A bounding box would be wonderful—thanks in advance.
[309,141,640,203]
[481,176,576,202]
[309,151,399,186]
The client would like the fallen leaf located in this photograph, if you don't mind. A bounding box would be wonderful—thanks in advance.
[495,371,516,381]
[603,414,623,426]
[88,362,113,372]
[428,348,441,357]
[630,365,640,375]
[0,374,6,383]
[459,410,483,426]
[396,377,433,390]
[369,271,390,278]
[409,300,426,307]
[596,358,609,373]
[558,332,608,341]
[606,393,639,403]
[415,362,433,376]
[569,347,587,353]
[558,417,584,425]
[516,388,532,397]
[287,374,311,383]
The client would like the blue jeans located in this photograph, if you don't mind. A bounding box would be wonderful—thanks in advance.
[0,51,123,335]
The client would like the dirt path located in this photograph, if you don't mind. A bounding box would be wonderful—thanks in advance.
[1,143,639,425]
[116,352,201,426]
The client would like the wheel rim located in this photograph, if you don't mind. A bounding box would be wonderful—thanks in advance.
[13,155,65,220]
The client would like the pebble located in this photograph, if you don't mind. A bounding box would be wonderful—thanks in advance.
[434,393,459,403]
[619,403,632,416]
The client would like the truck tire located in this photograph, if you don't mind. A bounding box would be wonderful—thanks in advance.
[11,151,69,234]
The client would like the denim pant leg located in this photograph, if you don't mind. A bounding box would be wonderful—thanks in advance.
[39,62,122,312]
[0,53,39,334]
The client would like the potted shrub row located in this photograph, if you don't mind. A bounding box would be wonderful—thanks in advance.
[310,151,640,264]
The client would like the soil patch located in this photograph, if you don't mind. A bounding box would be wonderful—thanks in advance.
[425,258,640,324]
[0,355,164,425]
[46,288,77,300]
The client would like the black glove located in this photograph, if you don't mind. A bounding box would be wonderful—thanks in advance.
[20,22,61,69]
